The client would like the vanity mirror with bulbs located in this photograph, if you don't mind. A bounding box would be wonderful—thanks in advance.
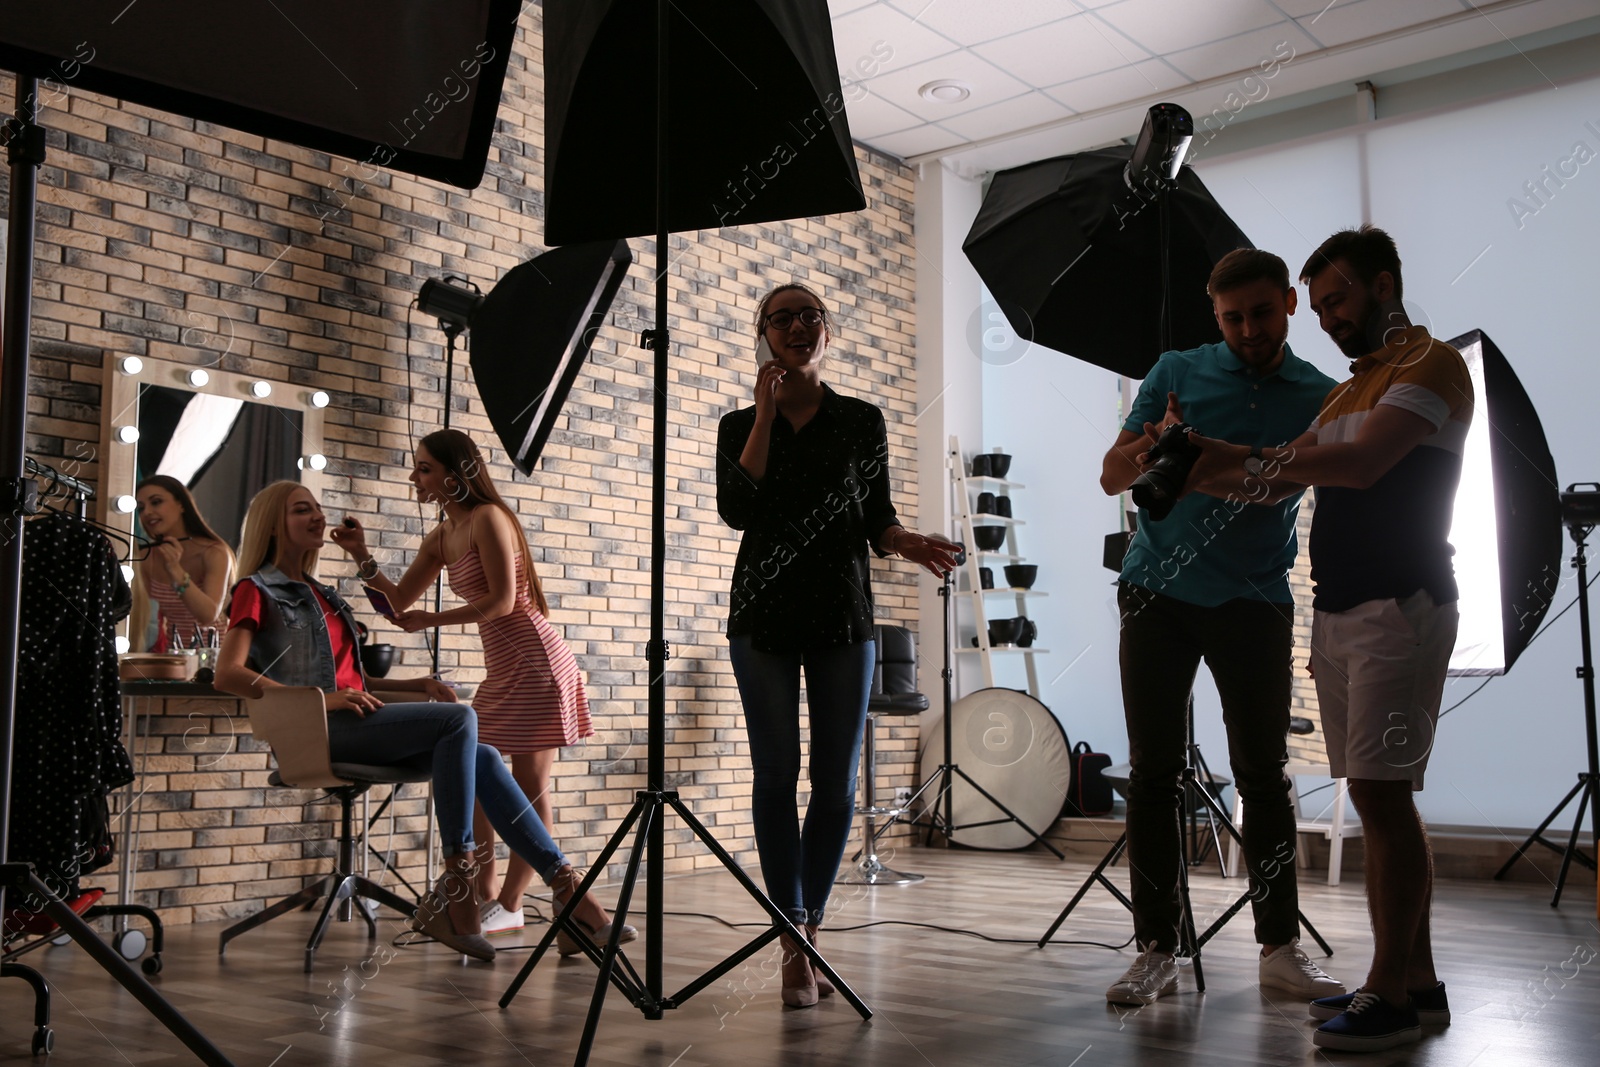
[100,354,330,649]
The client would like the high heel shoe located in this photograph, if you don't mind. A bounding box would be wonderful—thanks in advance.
[779,931,818,1008]
[804,924,833,998]
[548,864,638,958]
[408,861,495,962]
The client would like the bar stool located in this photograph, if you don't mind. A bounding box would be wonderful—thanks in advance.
[838,626,927,885]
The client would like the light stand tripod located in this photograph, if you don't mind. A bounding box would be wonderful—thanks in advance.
[497,7,870,1063]
[1038,695,1333,990]
[0,75,233,1065]
[1496,487,1599,905]
[894,562,1066,858]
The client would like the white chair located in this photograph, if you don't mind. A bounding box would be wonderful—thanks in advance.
[1226,763,1361,886]
[218,687,429,971]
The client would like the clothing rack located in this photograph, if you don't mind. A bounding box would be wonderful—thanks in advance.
[23,456,93,518]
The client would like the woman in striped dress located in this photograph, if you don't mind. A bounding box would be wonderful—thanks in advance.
[332,430,615,947]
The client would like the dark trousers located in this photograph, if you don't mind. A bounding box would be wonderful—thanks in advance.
[1118,582,1300,951]
[728,634,874,927]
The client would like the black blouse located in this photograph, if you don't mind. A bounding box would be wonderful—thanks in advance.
[717,385,900,653]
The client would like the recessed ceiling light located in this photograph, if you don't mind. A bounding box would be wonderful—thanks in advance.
[918,80,972,104]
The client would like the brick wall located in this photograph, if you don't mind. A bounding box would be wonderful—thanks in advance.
[3,11,923,925]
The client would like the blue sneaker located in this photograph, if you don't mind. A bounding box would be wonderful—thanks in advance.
[1310,981,1450,1025]
[1313,991,1421,1051]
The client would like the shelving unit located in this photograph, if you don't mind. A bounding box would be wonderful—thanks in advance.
[949,435,1047,699]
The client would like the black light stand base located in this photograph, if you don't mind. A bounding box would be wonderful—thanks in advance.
[499,791,871,1065]
[898,764,1068,860]
[1035,829,1210,992]
[1494,773,1597,906]
[2,863,235,1065]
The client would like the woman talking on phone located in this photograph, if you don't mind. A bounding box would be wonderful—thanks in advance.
[215,481,623,962]
[716,283,959,1007]
[330,430,620,950]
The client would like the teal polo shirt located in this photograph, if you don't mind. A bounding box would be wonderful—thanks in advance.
[1119,340,1336,607]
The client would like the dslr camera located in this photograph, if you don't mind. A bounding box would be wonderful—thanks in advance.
[1130,422,1200,521]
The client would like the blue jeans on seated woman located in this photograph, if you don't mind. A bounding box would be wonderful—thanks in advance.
[728,635,874,927]
[325,700,566,879]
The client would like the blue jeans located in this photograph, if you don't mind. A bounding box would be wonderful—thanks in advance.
[729,635,874,926]
[325,701,567,879]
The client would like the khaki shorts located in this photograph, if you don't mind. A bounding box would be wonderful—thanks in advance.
[1311,591,1458,790]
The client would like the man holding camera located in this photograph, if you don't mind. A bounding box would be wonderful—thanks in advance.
[1098,248,1341,1009]
[1189,226,1471,1052]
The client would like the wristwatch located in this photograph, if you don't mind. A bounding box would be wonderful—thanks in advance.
[356,557,380,583]
[1243,447,1267,477]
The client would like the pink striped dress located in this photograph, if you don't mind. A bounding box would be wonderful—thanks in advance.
[445,546,592,752]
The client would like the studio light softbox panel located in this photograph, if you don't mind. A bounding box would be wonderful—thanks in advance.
[1444,329,1561,676]
[470,240,633,475]
[0,0,520,188]
[542,0,866,244]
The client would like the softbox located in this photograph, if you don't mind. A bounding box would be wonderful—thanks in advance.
[1445,329,1562,676]
[542,0,865,243]
[470,240,633,475]
[0,0,520,187]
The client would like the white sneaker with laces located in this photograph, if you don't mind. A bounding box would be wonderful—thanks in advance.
[1259,938,1344,998]
[1106,942,1179,1006]
[479,900,526,936]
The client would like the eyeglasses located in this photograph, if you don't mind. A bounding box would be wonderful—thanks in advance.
[763,307,827,330]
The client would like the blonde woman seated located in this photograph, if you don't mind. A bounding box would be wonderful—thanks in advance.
[214,481,623,962]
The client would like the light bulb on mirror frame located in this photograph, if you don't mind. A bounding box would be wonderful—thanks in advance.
[115,425,140,444]
[250,380,272,398]
[115,495,137,513]
[310,390,330,408]
[298,453,328,471]
[187,368,210,387]
[118,356,144,376]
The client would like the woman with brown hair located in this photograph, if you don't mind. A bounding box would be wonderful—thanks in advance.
[131,474,234,650]
[332,429,629,952]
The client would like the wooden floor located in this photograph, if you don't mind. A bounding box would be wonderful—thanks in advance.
[3,845,1597,1066]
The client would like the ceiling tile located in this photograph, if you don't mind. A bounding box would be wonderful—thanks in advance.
[841,88,926,139]
[937,90,1077,140]
[1094,0,1287,56]
[856,49,1035,123]
[867,123,971,158]
[1299,0,1471,49]
[827,0,878,15]
[1043,60,1190,115]
[883,0,1081,47]
[830,2,961,82]
[973,13,1148,87]
[1163,22,1322,81]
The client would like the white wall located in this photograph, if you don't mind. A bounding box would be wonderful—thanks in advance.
[978,71,1600,830]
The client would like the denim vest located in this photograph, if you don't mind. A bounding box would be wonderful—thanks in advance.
[242,565,366,692]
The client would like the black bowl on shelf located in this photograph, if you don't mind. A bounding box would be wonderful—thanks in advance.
[994,495,1012,517]
[973,526,1006,552]
[1003,564,1038,589]
[971,454,993,478]
[1018,619,1038,648]
[976,491,997,515]
[988,452,1012,479]
[987,617,1025,646]
[977,566,994,590]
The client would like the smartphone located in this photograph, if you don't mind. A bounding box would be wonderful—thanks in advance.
[364,587,397,619]
[755,336,774,365]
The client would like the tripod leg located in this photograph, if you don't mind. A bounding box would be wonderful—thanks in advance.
[1495,777,1586,879]
[949,766,1066,859]
[1175,842,1205,993]
[575,801,657,1067]
[500,797,647,1008]
[1551,779,1593,908]
[1039,834,1128,947]
[667,795,872,1020]
[1296,910,1334,957]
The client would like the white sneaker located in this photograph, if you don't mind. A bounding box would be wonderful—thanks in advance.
[1259,938,1345,998]
[479,900,525,936]
[1106,942,1179,1006]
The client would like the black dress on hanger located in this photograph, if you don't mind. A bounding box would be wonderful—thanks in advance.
[11,513,135,907]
